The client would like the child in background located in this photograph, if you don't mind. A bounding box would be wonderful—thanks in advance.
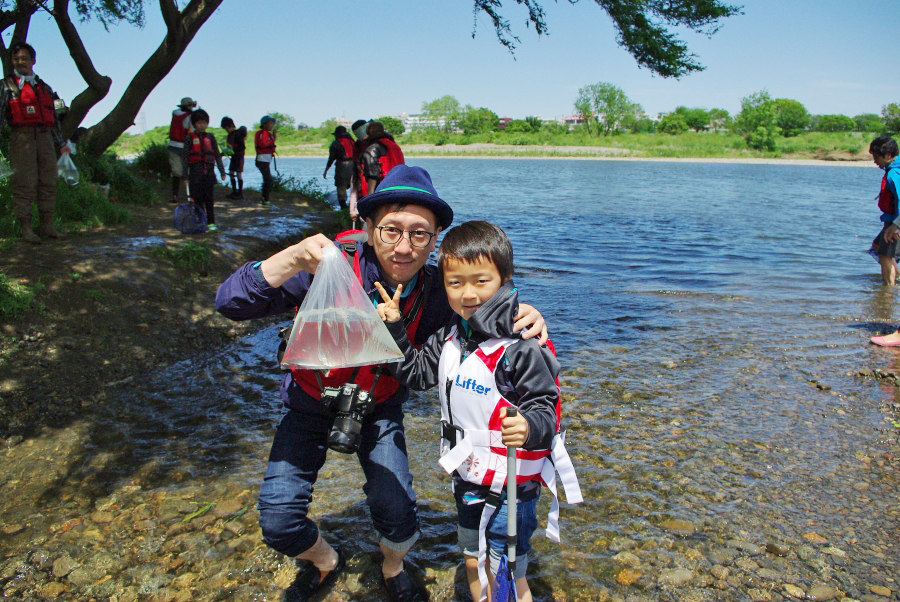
[869,136,900,346]
[221,116,246,200]
[182,109,225,232]
[255,115,276,206]
[375,221,581,602]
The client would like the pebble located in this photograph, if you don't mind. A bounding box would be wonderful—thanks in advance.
[784,583,805,598]
[807,584,840,600]
[870,585,892,597]
[616,569,642,586]
[657,568,693,586]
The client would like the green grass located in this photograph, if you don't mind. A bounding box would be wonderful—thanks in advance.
[0,272,44,318]
[150,240,211,272]
[271,173,329,202]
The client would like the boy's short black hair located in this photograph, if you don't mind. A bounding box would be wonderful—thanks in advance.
[220,116,235,129]
[438,221,514,281]
[10,42,35,60]
[190,108,210,125]
[870,135,898,158]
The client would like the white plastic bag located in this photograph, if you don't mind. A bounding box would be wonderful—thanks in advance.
[280,245,403,369]
[0,159,12,180]
[57,153,78,186]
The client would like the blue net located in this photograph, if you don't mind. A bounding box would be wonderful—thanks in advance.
[174,202,207,234]
[492,554,517,602]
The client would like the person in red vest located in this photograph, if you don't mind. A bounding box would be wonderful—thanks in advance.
[255,115,277,206]
[181,109,225,232]
[360,121,405,196]
[167,97,196,204]
[323,125,358,211]
[0,42,70,243]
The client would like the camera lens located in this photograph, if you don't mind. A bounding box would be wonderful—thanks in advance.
[328,418,360,453]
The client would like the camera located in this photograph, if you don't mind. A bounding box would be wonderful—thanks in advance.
[321,383,374,454]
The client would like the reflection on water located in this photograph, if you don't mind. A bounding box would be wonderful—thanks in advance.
[2,160,899,600]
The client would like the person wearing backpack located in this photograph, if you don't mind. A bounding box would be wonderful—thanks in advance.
[215,166,549,602]
[181,109,225,232]
[375,221,581,602]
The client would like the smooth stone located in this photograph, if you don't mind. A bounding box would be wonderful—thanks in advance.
[807,585,839,600]
[657,568,693,586]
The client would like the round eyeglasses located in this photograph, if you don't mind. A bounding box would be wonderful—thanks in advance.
[375,226,435,248]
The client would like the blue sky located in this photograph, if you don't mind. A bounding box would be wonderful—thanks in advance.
[10,0,897,133]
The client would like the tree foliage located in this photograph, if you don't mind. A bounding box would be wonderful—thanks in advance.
[674,106,709,132]
[421,95,463,132]
[378,116,406,136]
[854,113,884,133]
[733,90,779,151]
[659,112,688,134]
[883,103,900,134]
[708,108,730,130]
[815,114,856,133]
[575,82,640,136]
[459,106,499,134]
[773,99,809,137]
[472,0,741,77]
[266,111,296,132]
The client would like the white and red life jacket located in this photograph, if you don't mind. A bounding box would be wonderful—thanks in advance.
[8,79,55,127]
[187,132,215,165]
[168,110,190,147]
[435,327,582,600]
[255,129,276,156]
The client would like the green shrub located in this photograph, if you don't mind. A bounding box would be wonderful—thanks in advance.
[0,272,43,317]
[150,240,211,272]
[131,142,172,176]
[271,174,328,203]
[73,152,157,206]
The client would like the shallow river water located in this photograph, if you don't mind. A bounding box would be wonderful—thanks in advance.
[2,158,899,601]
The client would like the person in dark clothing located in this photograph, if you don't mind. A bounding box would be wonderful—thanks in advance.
[181,109,225,232]
[221,116,246,200]
[360,121,404,195]
[323,125,358,211]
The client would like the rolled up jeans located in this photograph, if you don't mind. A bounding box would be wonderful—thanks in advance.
[257,403,420,557]
[9,126,57,220]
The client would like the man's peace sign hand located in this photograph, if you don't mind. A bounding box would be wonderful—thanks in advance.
[374,282,403,323]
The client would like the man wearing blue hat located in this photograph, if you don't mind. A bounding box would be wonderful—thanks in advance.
[216,165,547,601]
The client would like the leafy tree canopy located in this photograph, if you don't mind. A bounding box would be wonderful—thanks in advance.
[659,112,689,134]
[421,95,463,132]
[772,99,809,137]
[854,113,884,133]
[459,106,499,135]
[674,106,710,132]
[378,116,406,136]
[266,111,296,132]
[815,114,856,133]
[733,90,778,151]
[473,0,742,77]
[575,82,640,136]
[524,116,542,132]
[504,119,534,133]
[708,108,730,130]
[883,103,900,134]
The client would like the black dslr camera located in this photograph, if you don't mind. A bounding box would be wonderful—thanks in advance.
[321,383,374,454]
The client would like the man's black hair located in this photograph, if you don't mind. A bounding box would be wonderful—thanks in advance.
[10,42,35,61]
[438,221,514,282]
[220,116,235,129]
[190,108,210,125]
[870,135,899,158]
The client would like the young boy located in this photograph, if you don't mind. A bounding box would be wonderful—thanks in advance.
[181,109,225,232]
[255,115,276,206]
[869,135,900,286]
[375,221,581,602]
[221,116,247,200]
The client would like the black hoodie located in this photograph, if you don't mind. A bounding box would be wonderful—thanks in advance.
[386,280,560,451]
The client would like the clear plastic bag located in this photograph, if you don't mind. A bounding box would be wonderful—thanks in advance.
[0,159,12,180]
[280,245,403,369]
[57,153,78,186]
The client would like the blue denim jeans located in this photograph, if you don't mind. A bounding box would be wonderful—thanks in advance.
[257,404,419,557]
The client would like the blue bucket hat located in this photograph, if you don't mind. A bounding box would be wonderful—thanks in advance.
[357,165,453,230]
[260,115,275,126]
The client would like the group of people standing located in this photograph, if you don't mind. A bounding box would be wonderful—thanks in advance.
[324,119,405,220]
[166,99,281,232]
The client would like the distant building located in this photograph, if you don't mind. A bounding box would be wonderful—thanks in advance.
[497,117,513,131]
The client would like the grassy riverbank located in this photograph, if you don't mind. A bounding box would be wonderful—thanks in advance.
[112,127,875,162]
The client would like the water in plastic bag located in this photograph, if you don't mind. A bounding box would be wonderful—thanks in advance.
[0,159,12,180]
[57,154,78,186]
[280,245,403,369]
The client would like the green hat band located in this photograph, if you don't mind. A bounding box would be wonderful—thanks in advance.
[378,186,433,195]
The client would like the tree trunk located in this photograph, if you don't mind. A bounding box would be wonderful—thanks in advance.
[73,0,224,156]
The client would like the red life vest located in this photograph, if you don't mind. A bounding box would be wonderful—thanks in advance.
[878,172,896,214]
[8,79,56,127]
[376,138,405,179]
[338,136,357,160]
[187,132,215,164]
[169,110,190,143]
[289,232,429,405]
[255,130,276,155]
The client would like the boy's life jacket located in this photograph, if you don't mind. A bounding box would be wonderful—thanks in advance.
[168,110,191,146]
[374,136,405,179]
[255,129,276,156]
[283,230,431,404]
[337,136,357,161]
[435,326,582,600]
[188,132,215,165]
[879,170,896,215]
[7,78,56,128]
